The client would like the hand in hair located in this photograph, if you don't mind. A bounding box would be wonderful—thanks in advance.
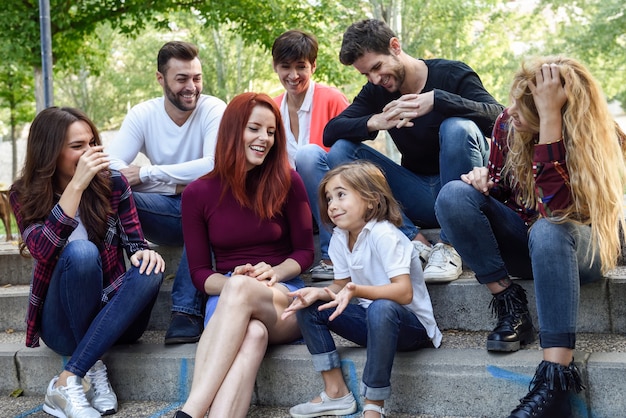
[528,63,567,145]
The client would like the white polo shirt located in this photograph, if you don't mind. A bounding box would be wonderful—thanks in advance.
[329,219,442,347]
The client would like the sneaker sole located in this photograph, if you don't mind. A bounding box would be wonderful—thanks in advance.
[43,403,67,418]
[164,335,201,345]
[424,275,462,284]
[290,403,357,418]
[423,266,462,283]
[311,276,334,282]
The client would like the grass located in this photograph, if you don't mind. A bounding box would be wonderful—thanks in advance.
[0,213,17,239]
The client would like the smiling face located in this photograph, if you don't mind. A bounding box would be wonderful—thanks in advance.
[55,120,96,190]
[352,50,405,93]
[324,175,370,239]
[274,58,316,98]
[244,105,276,171]
[158,57,203,112]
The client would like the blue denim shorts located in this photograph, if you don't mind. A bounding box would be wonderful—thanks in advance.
[203,275,305,327]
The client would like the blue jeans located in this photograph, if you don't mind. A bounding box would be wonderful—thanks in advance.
[295,144,331,260]
[40,240,163,377]
[435,180,602,349]
[326,117,488,240]
[133,192,204,316]
[296,299,431,401]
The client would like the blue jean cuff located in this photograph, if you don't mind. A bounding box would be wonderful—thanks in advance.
[539,332,576,349]
[170,306,203,317]
[311,350,341,372]
[360,381,391,401]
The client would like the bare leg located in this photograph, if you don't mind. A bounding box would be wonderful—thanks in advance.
[307,368,350,403]
[181,275,299,417]
[543,347,574,366]
[208,319,268,418]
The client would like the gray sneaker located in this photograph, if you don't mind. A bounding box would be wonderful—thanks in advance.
[290,391,357,418]
[309,260,334,281]
[43,375,101,418]
[86,360,118,415]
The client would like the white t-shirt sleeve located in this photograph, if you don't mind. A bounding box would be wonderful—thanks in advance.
[107,96,226,195]
[140,97,226,186]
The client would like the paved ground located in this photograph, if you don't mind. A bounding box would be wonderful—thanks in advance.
[2,396,478,418]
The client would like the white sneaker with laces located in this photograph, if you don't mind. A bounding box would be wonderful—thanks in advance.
[43,375,101,418]
[423,243,463,283]
[85,360,118,415]
[412,240,433,267]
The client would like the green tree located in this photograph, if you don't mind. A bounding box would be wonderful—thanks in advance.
[0,60,35,181]
[539,0,626,107]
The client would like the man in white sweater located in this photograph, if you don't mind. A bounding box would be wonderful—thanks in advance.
[108,41,226,344]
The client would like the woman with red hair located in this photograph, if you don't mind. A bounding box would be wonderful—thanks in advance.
[174,92,315,418]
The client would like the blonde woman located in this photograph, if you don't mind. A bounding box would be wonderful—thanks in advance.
[434,56,626,417]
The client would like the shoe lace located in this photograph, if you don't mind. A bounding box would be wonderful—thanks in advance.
[427,244,450,267]
[318,261,332,270]
[65,380,92,408]
[88,365,112,395]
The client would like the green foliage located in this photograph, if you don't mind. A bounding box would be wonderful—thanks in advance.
[538,0,626,107]
[0,0,625,139]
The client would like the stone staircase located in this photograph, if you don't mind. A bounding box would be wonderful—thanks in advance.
[1,232,626,418]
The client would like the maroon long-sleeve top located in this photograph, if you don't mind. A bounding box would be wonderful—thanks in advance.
[182,169,314,293]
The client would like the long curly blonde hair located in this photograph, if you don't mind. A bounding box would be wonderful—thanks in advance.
[504,56,626,273]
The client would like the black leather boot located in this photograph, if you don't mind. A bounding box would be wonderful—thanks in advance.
[173,411,192,418]
[486,282,535,351]
[508,360,584,418]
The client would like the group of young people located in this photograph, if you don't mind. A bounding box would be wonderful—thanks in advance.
[9,16,625,418]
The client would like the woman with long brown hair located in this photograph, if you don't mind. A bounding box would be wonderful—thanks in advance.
[174,92,314,418]
[10,107,164,418]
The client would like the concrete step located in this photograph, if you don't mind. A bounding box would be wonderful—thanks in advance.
[3,237,626,417]
[4,273,626,336]
[1,330,625,417]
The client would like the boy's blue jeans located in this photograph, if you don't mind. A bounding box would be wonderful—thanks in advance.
[40,240,163,377]
[435,180,603,349]
[296,299,431,401]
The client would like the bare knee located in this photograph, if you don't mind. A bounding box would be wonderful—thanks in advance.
[240,319,269,354]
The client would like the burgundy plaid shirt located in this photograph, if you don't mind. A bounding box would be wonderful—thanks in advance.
[10,171,149,347]
[488,110,571,224]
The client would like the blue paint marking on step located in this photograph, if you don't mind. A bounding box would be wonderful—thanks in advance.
[13,405,43,417]
[341,358,362,418]
[148,357,189,418]
[486,364,531,386]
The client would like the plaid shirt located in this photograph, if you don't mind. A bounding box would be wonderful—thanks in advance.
[10,171,149,347]
[489,110,571,224]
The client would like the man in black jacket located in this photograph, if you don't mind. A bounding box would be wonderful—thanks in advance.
[324,18,504,283]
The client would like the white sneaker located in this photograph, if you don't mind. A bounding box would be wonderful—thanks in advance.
[412,240,433,267]
[85,360,118,415]
[43,375,101,418]
[423,243,462,283]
